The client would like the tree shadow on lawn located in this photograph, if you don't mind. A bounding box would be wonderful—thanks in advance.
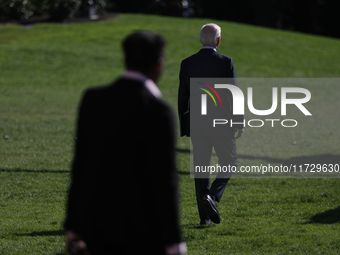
[305,206,340,224]
[0,168,69,173]
[176,148,191,154]
[18,230,64,237]
[16,230,65,255]
[182,223,216,230]
[178,170,190,175]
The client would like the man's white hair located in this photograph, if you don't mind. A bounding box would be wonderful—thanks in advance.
[200,23,221,47]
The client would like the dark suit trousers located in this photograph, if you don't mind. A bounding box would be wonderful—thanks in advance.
[191,136,236,221]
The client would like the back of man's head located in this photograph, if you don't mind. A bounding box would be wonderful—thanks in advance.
[200,23,221,48]
[123,31,166,74]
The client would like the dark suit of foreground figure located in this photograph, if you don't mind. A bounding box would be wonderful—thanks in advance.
[65,31,186,255]
[178,23,244,225]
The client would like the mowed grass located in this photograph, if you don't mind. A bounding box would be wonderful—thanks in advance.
[0,14,339,254]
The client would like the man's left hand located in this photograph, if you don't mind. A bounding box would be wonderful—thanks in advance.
[234,128,244,139]
[65,230,90,255]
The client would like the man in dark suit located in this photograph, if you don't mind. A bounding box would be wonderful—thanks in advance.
[64,31,186,255]
[178,23,244,225]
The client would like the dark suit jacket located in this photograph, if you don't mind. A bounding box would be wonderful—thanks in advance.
[178,48,242,137]
[64,77,182,254]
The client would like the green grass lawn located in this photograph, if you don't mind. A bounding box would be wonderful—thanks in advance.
[0,14,339,254]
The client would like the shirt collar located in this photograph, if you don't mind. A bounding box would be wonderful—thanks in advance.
[122,70,162,99]
[202,46,217,51]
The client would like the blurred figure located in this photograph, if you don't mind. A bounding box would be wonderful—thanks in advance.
[178,23,244,225]
[64,31,186,255]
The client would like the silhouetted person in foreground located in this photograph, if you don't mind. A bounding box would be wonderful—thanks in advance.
[64,31,186,255]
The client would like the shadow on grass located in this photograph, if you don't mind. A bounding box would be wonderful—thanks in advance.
[0,168,69,173]
[176,148,191,154]
[182,223,215,230]
[176,148,217,157]
[18,230,66,255]
[1,167,191,176]
[18,230,64,236]
[305,206,340,224]
[178,170,190,175]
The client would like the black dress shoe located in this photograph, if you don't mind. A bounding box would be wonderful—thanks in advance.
[201,195,220,224]
[200,219,213,225]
